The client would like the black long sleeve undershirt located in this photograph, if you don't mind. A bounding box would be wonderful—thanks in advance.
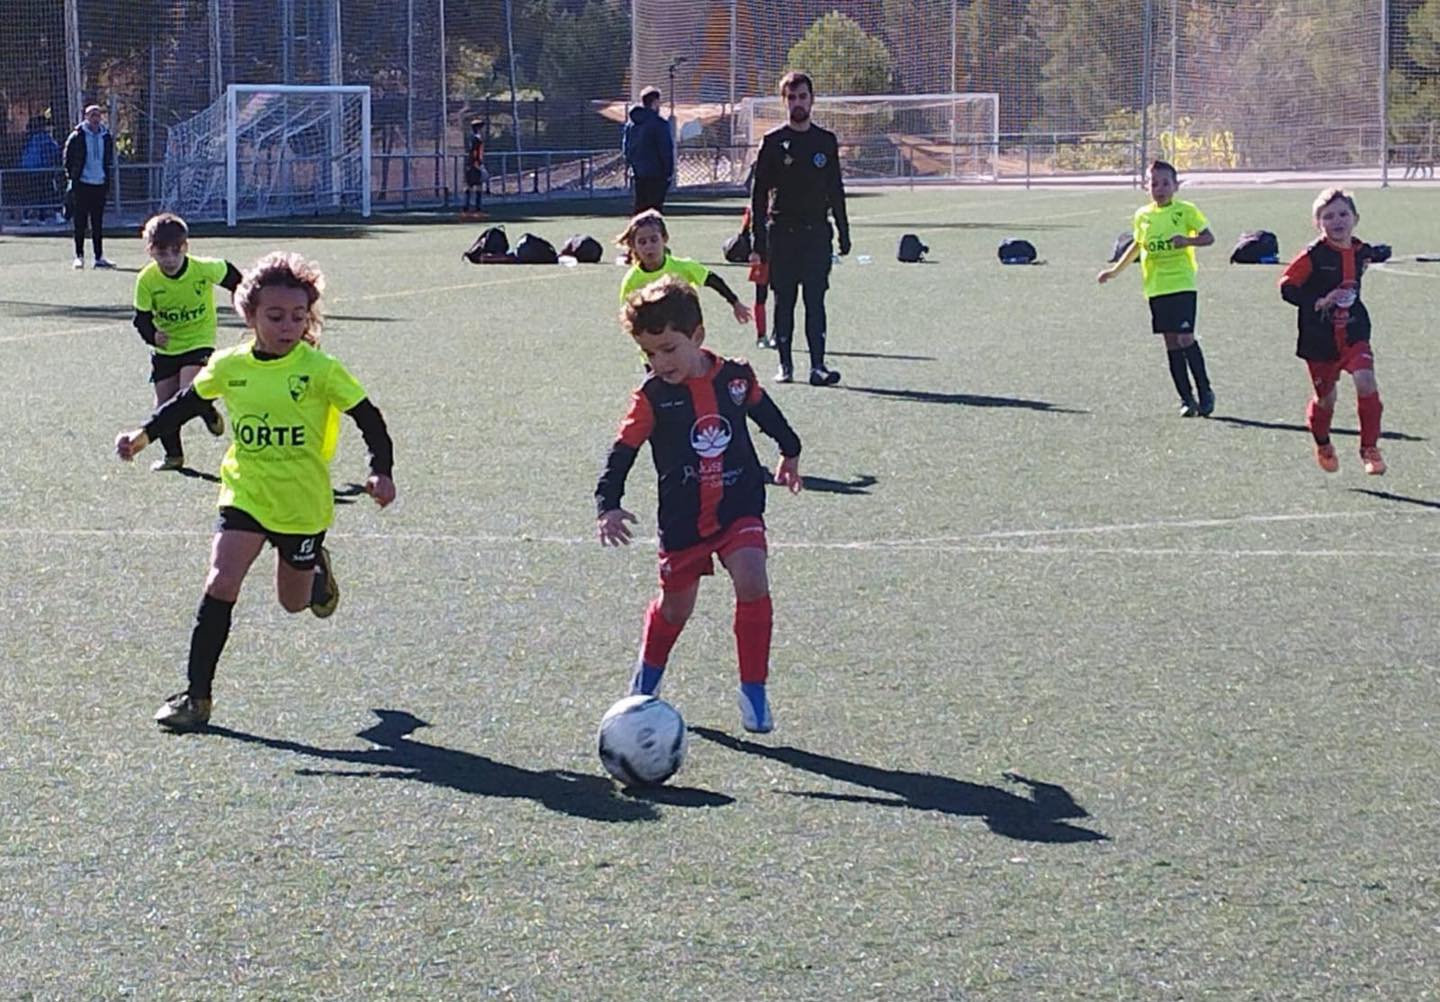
[143,388,394,477]
[703,272,740,307]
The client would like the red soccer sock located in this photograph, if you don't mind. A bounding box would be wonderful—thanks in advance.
[640,597,685,668]
[754,302,767,338]
[733,596,772,685]
[1306,398,1334,444]
[1357,392,1383,448]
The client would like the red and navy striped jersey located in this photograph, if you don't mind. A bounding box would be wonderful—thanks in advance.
[1279,237,1380,361]
[596,352,801,552]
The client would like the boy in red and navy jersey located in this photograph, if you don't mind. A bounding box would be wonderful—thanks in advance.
[596,276,802,733]
[1279,188,1388,475]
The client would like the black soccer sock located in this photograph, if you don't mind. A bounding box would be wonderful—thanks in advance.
[1166,348,1194,403]
[160,430,183,458]
[1183,342,1211,394]
[186,593,236,701]
[200,399,221,426]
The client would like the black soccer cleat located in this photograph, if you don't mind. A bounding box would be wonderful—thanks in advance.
[1197,387,1215,417]
[809,366,841,386]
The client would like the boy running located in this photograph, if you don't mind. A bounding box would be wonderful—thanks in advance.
[1098,160,1217,417]
[596,276,802,733]
[1279,188,1388,475]
[132,212,240,470]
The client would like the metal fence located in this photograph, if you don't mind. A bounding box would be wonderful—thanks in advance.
[1,0,1433,226]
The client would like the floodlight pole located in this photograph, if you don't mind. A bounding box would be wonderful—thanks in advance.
[1380,0,1390,187]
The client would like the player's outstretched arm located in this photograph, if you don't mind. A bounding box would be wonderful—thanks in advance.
[1098,239,1141,283]
[346,399,395,507]
[597,508,637,546]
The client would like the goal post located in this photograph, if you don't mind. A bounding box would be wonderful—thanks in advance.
[736,93,1000,181]
[163,84,371,227]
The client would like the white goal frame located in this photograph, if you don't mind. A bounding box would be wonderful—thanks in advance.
[738,92,1000,181]
[224,84,371,227]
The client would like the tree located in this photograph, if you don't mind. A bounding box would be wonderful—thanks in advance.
[534,0,629,99]
[786,12,893,96]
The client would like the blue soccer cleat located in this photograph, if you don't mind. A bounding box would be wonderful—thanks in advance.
[738,682,773,734]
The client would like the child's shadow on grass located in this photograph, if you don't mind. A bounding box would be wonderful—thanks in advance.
[1212,415,1425,442]
[207,708,732,822]
[692,727,1106,844]
[843,384,1087,414]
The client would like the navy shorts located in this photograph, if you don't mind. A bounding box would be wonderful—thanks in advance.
[150,347,213,383]
[216,506,326,571]
[1148,291,1197,335]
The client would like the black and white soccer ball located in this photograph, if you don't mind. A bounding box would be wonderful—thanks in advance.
[597,695,687,786]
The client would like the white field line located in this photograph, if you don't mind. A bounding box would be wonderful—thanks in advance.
[3,508,1432,560]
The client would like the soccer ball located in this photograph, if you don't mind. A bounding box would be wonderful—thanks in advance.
[597,695,687,786]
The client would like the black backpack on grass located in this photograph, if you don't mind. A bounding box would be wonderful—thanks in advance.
[515,233,559,265]
[462,225,509,263]
[897,233,928,262]
[998,237,1037,265]
[1229,230,1280,264]
[1109,233,1134,263]
[722,229,752,263]
[560,234,603,263]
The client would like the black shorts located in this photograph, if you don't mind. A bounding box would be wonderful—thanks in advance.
[465,165,486,187]
[766,223,833,291]
[151,347,213,383]
[216,506,326,571]
[1148,291,1198,335]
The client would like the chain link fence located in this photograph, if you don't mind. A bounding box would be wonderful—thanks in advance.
[0,1,1433,224]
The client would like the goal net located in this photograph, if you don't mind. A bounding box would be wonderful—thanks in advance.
[736,93,999,180]
[162,84,371,226]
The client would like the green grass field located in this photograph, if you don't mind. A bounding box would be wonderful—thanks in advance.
[2,185,1438,1000]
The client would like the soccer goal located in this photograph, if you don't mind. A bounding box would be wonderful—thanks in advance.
[162,84,371,226]
[736,93,1000,182]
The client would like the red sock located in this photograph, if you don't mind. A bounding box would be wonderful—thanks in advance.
[754,302,767,338]
[1357,392,1383,448]
[733,596,772,685]
[1306,398,1334,444]
[640,598,685,668]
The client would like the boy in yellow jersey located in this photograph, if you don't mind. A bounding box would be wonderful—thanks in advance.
[115,251,397,732]
[617,209,751,326]
[132,213,242,470]
[1098,160,1217,417]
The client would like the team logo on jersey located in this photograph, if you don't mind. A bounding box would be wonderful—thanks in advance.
[288,374,310,401]
[690,414,732,459]
[192,279,209,297]
[728,378,748,406]
[813,152,827,168]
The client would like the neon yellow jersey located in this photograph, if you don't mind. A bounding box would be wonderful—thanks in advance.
[191,340,368,534]
[619,254,709,302]
[133,256,231,356]
[1132,199,1210,299]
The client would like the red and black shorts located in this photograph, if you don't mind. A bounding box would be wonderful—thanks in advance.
[216,506,326,571]
[656,516,767,592]
[1306,340,1374,396]
[1148,291,1197,335]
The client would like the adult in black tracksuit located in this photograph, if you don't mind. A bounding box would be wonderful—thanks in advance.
[62,104,117,269]
[749,71,850,386]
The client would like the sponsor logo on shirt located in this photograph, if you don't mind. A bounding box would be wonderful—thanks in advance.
[690,415,732,459]
[155,304,209,324]
[233,413,307,452]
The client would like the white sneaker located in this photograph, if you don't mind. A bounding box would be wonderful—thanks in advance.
[72,256,84,270]
[93,257,116,269]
